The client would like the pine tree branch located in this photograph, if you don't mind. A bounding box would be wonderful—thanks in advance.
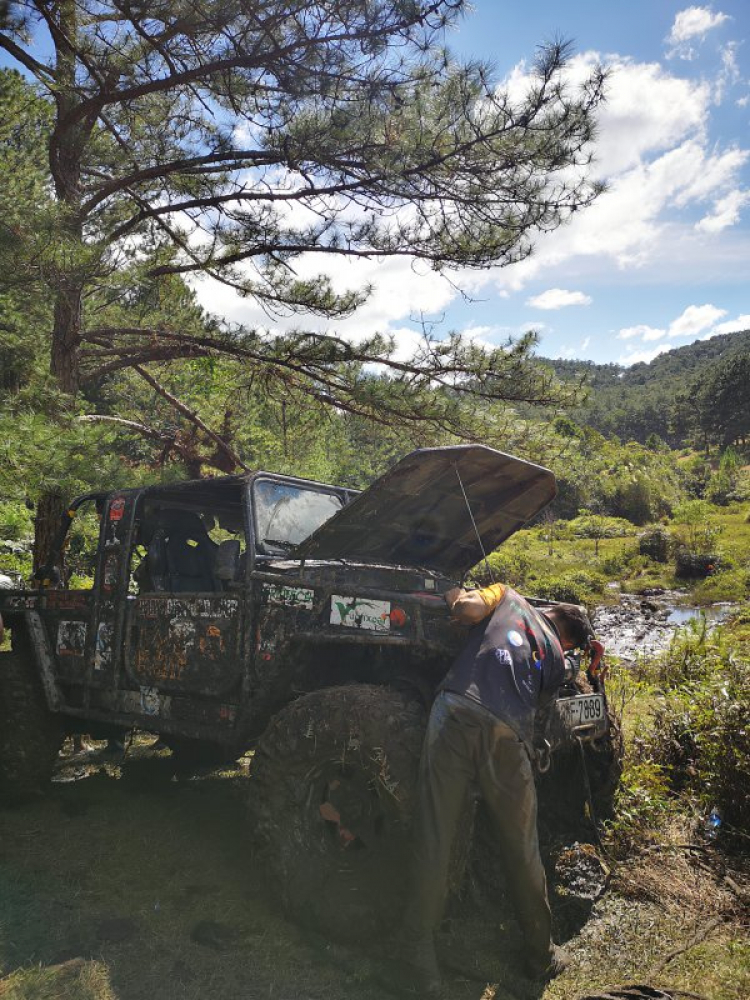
[0,33,56,84]
[132,364,250,472]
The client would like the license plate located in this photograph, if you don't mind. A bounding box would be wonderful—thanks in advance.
[556,694,606,732]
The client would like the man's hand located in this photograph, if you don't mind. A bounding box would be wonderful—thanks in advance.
[444,583,506,625]
[444,586,464,611]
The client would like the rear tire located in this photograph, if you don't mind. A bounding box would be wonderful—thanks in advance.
[0,642,64,801]
[249,684,426,945]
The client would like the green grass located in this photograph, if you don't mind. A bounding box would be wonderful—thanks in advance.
[1,739,748,1000]
[472,501,750,605]
[0,960,115,1000]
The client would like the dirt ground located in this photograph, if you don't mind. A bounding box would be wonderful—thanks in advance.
[0,739,747,1000]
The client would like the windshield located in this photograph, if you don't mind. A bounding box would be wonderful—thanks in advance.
[253,481,344,552]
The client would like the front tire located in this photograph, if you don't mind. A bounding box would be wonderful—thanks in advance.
[538,705,623,828]
[0,643,64,801]
[248,684,426,944]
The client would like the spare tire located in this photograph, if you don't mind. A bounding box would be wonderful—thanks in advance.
[248,684,427,944]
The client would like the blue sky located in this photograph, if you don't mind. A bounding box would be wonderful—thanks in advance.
[4,2,749,367]
[203,2,750,366]
[436,1,750,365]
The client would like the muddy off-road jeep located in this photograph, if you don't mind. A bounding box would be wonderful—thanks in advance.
[0,445,620,942]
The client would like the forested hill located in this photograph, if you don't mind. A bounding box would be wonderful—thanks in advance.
[546,328,750,446]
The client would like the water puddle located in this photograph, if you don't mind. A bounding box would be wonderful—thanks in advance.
[593,592,736,662]
[666,604,733,625]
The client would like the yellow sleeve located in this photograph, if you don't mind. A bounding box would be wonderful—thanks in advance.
[449,583,506,625]
[477,583,506,611]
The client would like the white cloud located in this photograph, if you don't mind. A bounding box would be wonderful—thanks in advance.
[668,303,727,336]
[477,52,750,296]
[617,324,666,341]
[738,95,750,107]
[667,6,730,59]
[593,59,711,177]
[715,42,741,102]
[457,324,515,349]
[194,252,457,342]
[709,313,750,335]
[526,288,592,310]
[191,48,749,354]
[581,336,591,351]
[616,304,734,350]
[618,344,674,365]
[673,147,748,206]
[696,188,750,232]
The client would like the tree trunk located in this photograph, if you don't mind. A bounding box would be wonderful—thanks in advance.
[50,287,83,394]
[33,0,86,574]
[32,492,66,578]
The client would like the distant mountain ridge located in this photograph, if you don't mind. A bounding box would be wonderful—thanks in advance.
[545,327,750,386]
[541,328,750,445]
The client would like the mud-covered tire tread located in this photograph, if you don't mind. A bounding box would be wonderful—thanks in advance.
[585,706,624,820]
[538,704,624,827]
[0,638,64,800]
[248,684,426,944]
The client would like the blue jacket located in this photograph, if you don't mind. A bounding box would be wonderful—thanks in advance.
[440,587,566,748]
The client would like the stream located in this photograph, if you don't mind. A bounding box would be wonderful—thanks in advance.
[592,589,736,662]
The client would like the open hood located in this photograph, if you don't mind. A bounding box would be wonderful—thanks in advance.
[294,445,556,577]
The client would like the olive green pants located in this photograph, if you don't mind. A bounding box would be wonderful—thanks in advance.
[402,691,554,968]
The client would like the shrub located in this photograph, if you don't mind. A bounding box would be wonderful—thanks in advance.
[0,501,34,542]
[609,476,655,525]
[471,548,532,589]
[636,615,750,836]
[568,514,635,539]
[674,546,719,578]
[533,570,605,603]
[639,527,670,562]
[600,553,626,576]
[612,759,675,843]
[691,567,750,604]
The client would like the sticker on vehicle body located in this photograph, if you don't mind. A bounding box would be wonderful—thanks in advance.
[94,622,113,670]
[56,620,87,657]
[3,595,38,609]
[109,497,126,521]
[330,596,391,632]
[262,584,314,610]
[140,686,162,716]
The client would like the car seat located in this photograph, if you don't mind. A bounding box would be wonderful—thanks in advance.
[146,509,218,593]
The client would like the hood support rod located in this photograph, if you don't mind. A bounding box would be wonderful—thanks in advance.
[454,464,495,584]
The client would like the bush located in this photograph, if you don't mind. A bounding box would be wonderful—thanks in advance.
[533,570,605,603]
[609,476,655,525]
[636,615,750,836]
[471,548,532,589]
[612,759,675,842]
[600,552,626,576]
[639,527,670,562]
[691,567,750,604]
[568,514,635,539]
[674,547,719,578]
[0,501,34,542]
